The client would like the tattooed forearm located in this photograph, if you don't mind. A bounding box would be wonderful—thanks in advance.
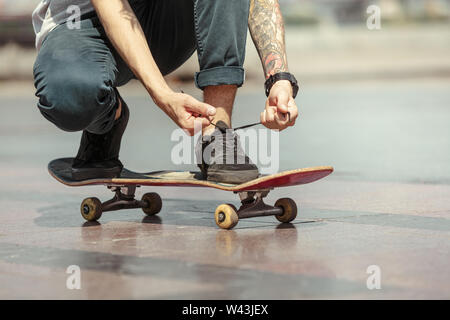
[248,0,288,79]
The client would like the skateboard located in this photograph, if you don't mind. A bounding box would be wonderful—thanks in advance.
[48,157,333,229]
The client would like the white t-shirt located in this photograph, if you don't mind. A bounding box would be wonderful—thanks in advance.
[32,0,95,50]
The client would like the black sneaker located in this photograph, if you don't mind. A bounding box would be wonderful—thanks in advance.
[195,121,259,184]
[71,89,129,180]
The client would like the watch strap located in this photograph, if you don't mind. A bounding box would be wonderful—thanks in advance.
[264,72,299,98]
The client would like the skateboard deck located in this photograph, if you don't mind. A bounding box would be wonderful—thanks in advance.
[48,157,333,229]
[49,158,333,191]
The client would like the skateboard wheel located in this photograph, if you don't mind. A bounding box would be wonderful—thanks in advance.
[215,204,239,230]
[80,197,103,221]
[141,192,162,215]
[274,198,297,223]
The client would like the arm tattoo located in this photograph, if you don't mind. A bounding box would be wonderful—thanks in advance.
[248,0,288,79]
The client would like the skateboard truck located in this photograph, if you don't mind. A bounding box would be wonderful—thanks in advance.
[80,185,162,221]
[80,185,297,230]
[214,189,298,229]
[236,190,283,219]
[100,186,147,212]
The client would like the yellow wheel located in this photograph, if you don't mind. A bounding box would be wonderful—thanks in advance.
[274,198,297,223]
[141,192,162,215]
[215,204,239,230]
[80,197,102,221]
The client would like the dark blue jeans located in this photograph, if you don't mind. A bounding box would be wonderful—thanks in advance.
[33,0,249,134]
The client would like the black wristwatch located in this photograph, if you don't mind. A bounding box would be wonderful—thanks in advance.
[264,72,299,98]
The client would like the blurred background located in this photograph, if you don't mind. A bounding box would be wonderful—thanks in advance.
[1,0,450,182]
[1,0,449,81]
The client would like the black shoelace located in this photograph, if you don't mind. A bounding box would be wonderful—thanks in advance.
[208,111,291,131]
[179,88,290,132]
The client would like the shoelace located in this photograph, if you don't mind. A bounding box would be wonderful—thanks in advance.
[208,111,290,131]
[179,89,290,132]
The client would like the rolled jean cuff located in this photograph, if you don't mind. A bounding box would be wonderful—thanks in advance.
[195,66,245,89]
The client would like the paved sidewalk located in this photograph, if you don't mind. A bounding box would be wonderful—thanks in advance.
[0,79,449,299]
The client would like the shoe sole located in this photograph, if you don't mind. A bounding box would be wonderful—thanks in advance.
[206,169,260,184]
[71,166,122,181]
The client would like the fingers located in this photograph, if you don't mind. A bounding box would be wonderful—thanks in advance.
[274,110,290,129]
[261,97,299,131]
[286,98,298,127]
[261,106,279,130]
[179,96,216,136]
[262,86,294,130]
[186,96,216,117]
[260,109,266,124]
[182,117,211,136]
[276,90,289,114]
[266,106,276,123]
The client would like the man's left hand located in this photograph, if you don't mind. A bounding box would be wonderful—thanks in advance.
[260,80,298,131]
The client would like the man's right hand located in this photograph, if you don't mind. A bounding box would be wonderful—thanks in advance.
[156,91,216,136]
